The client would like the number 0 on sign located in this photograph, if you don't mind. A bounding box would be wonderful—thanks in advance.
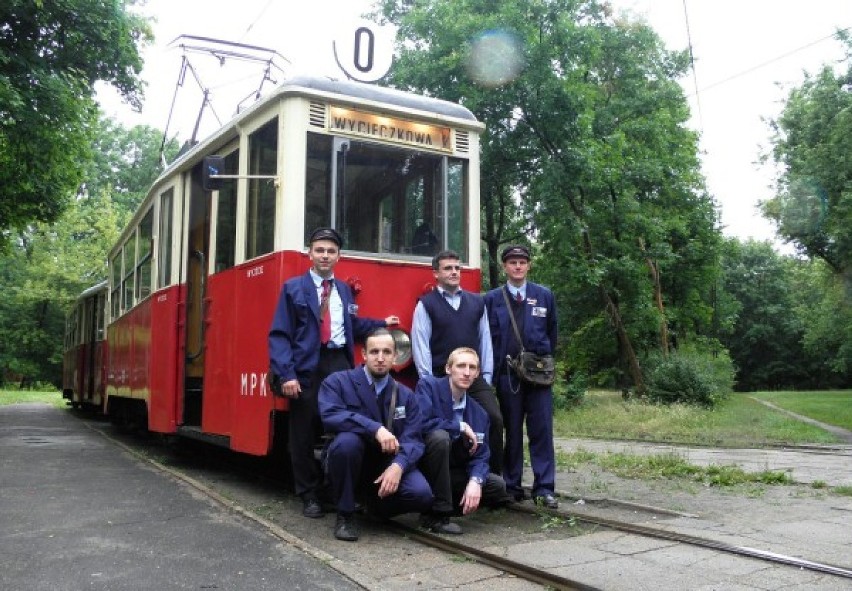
[333,20,394,82]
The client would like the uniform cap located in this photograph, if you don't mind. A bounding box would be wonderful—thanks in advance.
[309,227,342,247]
[501,244,531,262]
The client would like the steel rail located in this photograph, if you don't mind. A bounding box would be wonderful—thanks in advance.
[509,503,852,580]
[386,519,602,591]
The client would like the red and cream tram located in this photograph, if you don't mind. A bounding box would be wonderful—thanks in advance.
[62,281,108,410]
[82,76,483,456]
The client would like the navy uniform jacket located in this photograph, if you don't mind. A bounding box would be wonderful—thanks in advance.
[319,367,425,472]
[268,272,385,387]
[484,281,557,374]
[415,375,490,484]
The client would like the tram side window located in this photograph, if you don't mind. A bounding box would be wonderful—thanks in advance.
[136,208,153,301]
[304,133,332,242]
[110,252,122,318]
[246,118,277,260]
[122,238,134,312]
[96,292,105,340]
[158,189,174,288]
[446,159,469,260]
[215,150,239,272]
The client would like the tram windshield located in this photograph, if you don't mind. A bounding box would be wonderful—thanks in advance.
[304,132,469,261]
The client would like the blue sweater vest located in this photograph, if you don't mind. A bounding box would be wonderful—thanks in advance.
[420,289,484,375]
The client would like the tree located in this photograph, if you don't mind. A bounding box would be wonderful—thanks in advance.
[718,239,808,390]
[378,0,722,392]
[0,116,171,387]
[763,32,852,275]
[82,117,179,220]
[0,1,151,243]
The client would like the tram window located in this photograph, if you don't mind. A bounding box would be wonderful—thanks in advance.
[136,208,153,301]
[158,189,174,288]
[96,292,105,341]
[304,133,332,242]
[338,141,463,259]
[446,159,469,260]
[214,151,239,272]
[110,252,121,318]
[122,238,134,311]
[246,119,277,260]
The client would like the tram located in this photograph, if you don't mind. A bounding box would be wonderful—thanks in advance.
[62,281,108,410]
[67,76,484,457]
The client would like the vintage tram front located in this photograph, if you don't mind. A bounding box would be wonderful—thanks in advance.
[102,77,484,456]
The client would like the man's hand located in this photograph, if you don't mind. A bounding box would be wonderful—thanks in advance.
[384,315,400,326]
[374,463,403,498]
[280,379,301,399]
[460,422,478,454]
[375,426,399,454]
[460,479,482,515]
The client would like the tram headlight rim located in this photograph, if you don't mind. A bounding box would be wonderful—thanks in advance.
[390,328,412,369]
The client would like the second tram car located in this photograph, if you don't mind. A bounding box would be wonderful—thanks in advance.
[91,76,483,456]
[62,281,108,410]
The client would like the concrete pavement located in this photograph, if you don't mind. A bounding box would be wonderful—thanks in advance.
[0,404,361,591]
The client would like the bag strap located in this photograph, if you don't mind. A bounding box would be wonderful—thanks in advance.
[501,287,526,354]
[385,380,398,430]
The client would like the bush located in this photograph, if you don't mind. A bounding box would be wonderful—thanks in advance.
[553,367,587,410]
[644,344,735,408]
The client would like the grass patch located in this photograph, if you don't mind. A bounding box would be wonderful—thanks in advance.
[0,389,64,408]
[751,391,852,431]
[558,448,793,487]
[555,390,843,446]
[833,486,852,497]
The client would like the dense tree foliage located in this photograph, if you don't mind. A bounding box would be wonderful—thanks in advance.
[763,32,852,276]
[0,117,172,386]
[0,0,150,244]
[378,0,723,393]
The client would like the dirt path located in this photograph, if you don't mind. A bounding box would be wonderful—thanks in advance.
[748,396,852,443]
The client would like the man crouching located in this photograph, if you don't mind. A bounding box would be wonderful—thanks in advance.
[319,328,433,541]
[416,347,514,534]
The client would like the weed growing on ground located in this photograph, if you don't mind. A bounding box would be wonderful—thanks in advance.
[832,486,852,497]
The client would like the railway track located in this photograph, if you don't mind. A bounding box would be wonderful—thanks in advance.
[85,417,852,590]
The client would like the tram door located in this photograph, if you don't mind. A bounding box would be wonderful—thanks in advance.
[183,165,210,426]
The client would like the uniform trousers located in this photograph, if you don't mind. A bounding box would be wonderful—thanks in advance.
[288,346,351,500]
[325,431,433,516]
[496,369,556,498]
[432,371,504,475]
[419,429,513,516]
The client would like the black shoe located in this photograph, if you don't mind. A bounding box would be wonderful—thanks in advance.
[510,489,528,502]
[334,513,359,542]
[534,493,559,509]
[302,497,325,519]
[420,513,463,535]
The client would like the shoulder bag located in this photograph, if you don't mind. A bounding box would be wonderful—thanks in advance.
[501,288,555,387]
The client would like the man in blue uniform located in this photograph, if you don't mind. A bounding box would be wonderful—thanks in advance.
[268,227,399,519]
[484,245,558,509]
[416,347,513,534]
[319,328,433,541]
[411,249,504,476]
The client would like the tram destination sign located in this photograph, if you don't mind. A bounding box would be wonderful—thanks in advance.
[329,106,453,153]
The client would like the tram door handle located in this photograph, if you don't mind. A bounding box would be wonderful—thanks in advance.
[187,249,206,361]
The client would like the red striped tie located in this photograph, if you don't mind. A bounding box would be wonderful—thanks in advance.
[320,279,332,344]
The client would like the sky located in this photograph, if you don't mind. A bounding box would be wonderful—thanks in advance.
[98,0,852,245]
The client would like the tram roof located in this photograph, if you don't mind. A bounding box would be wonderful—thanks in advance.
[158,76,482,181]
[78,280,108,300]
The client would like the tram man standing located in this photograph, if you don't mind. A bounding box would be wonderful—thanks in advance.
[268,227,399,519]
[416,347,514,534]
[411,249,505,476]
[484,245,558,509]
[318,328,433,541]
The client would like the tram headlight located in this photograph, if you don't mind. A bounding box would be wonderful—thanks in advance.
[390,329,412,368]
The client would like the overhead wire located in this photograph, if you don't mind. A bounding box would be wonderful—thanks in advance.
[682,0,703,131]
